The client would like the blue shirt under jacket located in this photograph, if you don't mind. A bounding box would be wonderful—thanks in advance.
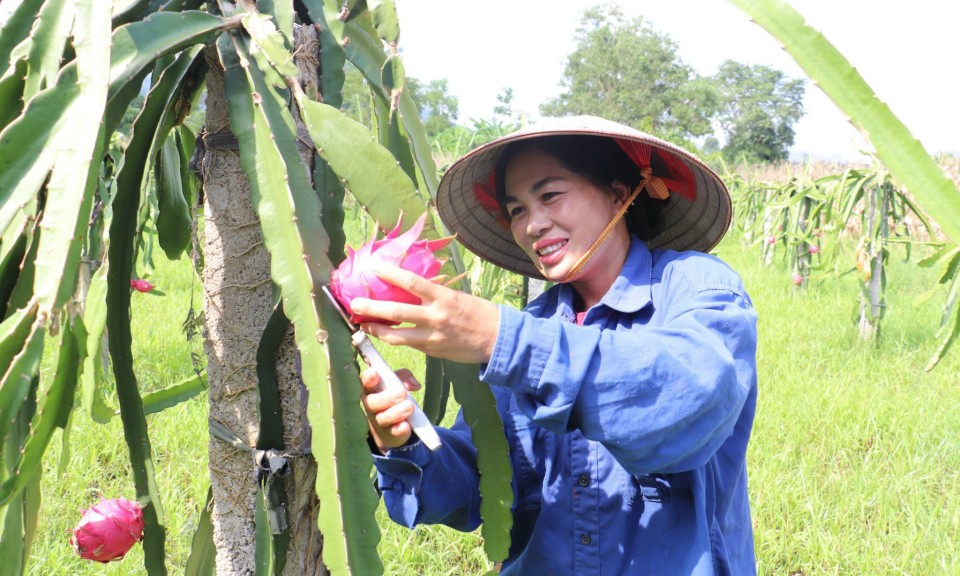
[373,237,759,575]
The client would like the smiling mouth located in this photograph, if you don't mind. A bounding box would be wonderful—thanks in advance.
[537,240,567,257]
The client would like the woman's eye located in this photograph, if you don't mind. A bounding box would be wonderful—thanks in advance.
[508,205,526,219]
[541,191,561,202]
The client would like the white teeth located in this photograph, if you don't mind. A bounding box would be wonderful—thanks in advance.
[538,241,565,256]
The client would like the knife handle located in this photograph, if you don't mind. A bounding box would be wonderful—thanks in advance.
[352,332,442,451]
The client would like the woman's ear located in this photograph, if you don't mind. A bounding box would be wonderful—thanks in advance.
[611,180,632,204]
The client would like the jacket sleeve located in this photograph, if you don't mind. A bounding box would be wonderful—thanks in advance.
[372,410,482,531]
[480,270,758,476]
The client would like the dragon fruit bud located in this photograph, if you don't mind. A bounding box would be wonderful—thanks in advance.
[70,497,144,563]
[792,273,804,286]
[130,279,154,293]
[330,212,454,325]
[766,236,776,245]
[808,245,820,254]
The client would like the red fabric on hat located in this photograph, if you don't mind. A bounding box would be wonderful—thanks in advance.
[615,139,697,202]
[472,170,510,229]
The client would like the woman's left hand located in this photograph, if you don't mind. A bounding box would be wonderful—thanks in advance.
[348,263,500,365]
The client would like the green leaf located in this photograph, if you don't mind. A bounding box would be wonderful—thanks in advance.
[110,0,154,28]
[422,355,449,425]
[926,275,960,371]
[176,125,199,210]
[254,487,275,576]
[32,0,110,317]
[108,11,230,102]
[141,370,207,416]
[0,0,45,78]
[107,22,170,566]
[727,0,960,247]
[0,313,44,455]
[220,30,382,576]
[340,0,368,22]
[937,250,960,286]
[0,315,86,506]
[22,0,75,99]
[184,488,216,576]
[369,0,400,46]
[294,97,429,235]
[255,303,289,450]
[0,59,28,131]
[21,470,40,572]
[0,485,26,574]
[241,12,299,79]
[0,64,78,240]
[315,160,347,265]
[444,360,513,562]
[155,133,194,260]
[80,263,115,423]
[113,44,200,280]
[257,0,294,41]
[0,228,28,320]
[311,3,346,108]
[918,245,960,269]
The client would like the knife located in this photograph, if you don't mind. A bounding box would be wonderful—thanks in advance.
[321,286,442,451]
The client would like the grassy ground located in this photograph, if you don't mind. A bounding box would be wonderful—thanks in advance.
[29,234,960,575]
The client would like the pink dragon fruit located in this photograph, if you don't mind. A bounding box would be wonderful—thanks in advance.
[330,212,453,325]
[130,279,154,293]
[70,497,144,563]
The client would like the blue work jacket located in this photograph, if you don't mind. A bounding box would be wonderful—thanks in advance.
[374,237,759,575]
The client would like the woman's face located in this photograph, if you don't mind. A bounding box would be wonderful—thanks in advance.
[503,147,631,288]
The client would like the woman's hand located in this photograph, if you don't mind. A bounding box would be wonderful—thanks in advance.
[361,367,423,453]
[348,263,500,365]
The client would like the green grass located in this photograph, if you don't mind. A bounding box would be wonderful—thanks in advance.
[27,235,960,575]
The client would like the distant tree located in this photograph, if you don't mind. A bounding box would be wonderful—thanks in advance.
[540,5,717,144]
[340,66,459,140]
[712,60,805,163]
[493,87,515,122]
[407,77,459,138]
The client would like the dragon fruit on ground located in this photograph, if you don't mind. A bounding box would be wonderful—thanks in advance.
[70,497,144,563]
[330,212,454,325]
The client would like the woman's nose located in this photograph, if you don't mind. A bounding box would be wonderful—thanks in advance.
[525,206,550,237]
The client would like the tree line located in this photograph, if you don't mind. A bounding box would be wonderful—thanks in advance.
[388,4,807,165]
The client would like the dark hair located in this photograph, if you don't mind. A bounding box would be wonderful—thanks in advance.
[493,135,665,241]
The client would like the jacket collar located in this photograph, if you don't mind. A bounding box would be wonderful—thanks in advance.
[555,236,654,318]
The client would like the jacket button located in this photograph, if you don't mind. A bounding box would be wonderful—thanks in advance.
[580,533,592,545]
[577,475,589,487]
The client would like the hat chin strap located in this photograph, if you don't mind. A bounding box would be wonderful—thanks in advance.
[554,169,664,284]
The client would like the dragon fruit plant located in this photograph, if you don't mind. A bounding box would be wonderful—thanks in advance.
[70,497,144,563]
[330,212,454,325]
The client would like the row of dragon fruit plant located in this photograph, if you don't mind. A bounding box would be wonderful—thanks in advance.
[727,161,957,369]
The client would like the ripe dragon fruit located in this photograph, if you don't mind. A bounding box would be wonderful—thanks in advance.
[70,497,144,563]
[330,212,453,325]
[130,279,154,293]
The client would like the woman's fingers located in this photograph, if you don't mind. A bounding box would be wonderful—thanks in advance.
[371,397,416,429]
[350,297,426,326]
[349,261,500,364]
[370,262,440,298]
[359,367,420,393]
[359,367,423,452]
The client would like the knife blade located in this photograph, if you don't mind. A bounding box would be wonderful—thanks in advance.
[321,286,442,450]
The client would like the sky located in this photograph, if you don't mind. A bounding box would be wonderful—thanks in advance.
[393,0,960,162]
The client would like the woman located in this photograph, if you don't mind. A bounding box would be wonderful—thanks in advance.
[349,116,758,575]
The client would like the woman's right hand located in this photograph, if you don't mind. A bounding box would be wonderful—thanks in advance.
[360,366,424,454]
